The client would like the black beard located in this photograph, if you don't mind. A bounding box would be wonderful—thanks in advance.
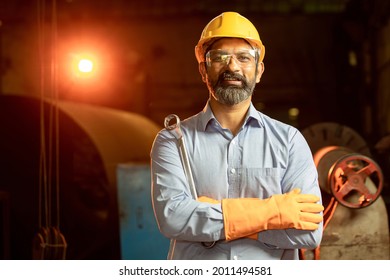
[212,72,255,105]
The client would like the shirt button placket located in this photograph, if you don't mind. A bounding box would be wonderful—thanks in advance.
[227,138,239,198]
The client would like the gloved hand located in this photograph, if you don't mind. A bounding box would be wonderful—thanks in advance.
[221,188,324,241]
[197,196,258,241]
[198,196,220,204]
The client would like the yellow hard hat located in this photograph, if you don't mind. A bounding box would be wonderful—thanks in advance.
[195,11,265,64]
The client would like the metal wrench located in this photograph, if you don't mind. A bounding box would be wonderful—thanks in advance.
[164,114,216,250]
[164,114,198,200]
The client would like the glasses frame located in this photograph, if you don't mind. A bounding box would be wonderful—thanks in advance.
[205,48,259,68]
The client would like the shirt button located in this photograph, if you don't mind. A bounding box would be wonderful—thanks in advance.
[231,168,236,174]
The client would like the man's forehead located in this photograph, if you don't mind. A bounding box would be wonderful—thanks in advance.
[210,38,253,50]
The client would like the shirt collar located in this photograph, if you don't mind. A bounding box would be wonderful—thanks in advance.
[200,101,215,131]
[200,100,264,131]
[245,102,264,128]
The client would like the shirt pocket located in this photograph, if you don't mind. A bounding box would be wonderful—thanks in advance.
[240,167,283,198]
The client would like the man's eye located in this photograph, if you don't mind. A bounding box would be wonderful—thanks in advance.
[237,54,251,62]
[212,54,227,62]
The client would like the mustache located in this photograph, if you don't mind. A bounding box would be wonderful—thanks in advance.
[216,71,248,87]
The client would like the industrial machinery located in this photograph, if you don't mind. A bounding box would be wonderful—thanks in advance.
[0,94,163,259]
[301,122,389,259]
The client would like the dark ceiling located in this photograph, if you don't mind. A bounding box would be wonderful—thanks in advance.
[1,0,389,37]
[2,0,351,16]
[0,0,381,20]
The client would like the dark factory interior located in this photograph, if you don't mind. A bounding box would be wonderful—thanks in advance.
[0,0,390,260]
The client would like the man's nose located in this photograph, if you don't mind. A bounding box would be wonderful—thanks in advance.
[226,55,240,71]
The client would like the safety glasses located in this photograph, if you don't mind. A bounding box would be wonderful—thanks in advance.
[205,49,258,68]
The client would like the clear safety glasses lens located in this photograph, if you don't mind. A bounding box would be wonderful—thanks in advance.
[205,49,258,68]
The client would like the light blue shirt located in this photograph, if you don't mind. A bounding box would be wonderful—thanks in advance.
[150,101,323,260]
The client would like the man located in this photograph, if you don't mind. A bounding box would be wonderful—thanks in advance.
[151,11,323,260]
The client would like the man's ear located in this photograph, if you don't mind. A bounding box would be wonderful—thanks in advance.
[199,62,208,83]
[256,61,265,83]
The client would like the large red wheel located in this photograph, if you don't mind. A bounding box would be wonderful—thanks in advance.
[328,154,384,208]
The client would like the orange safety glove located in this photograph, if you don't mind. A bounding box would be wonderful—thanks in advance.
[197,196,220,204]
[221,188,324,241]
[197,196,258,241]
